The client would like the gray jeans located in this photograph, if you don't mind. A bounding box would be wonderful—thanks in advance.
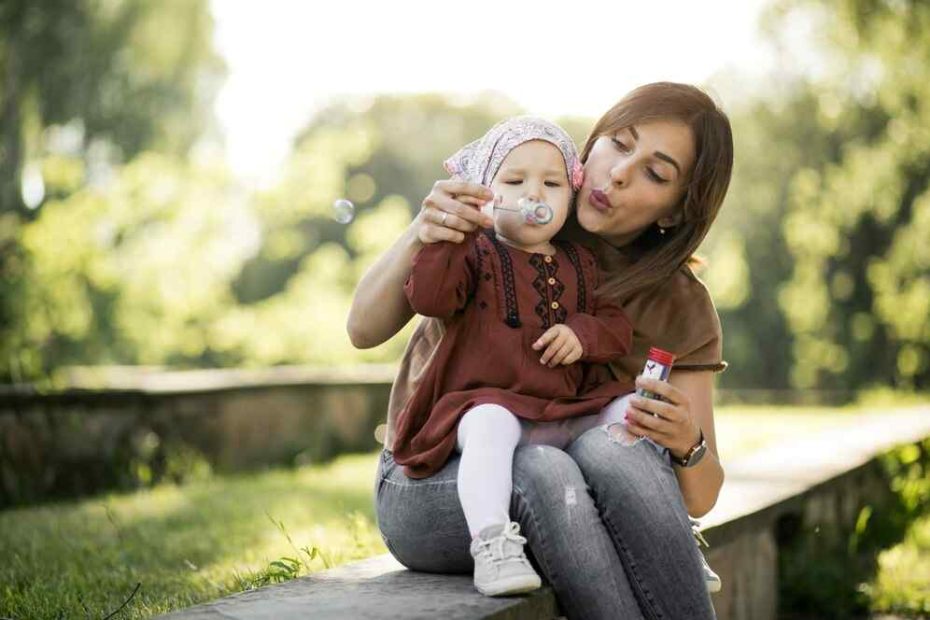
[375,424,716,619]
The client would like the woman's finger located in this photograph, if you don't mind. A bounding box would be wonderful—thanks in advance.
[434,179,494,202]
[424,195,491,229]
[457,194,488,208]
[428,180,495,226]
[419,221,466,245]
[626,406,673,436]
[629,394,678,421]
[634,376,682,405]
[430,208,478,233]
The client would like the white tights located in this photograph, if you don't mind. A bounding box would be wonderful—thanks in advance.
[455,395,633,538]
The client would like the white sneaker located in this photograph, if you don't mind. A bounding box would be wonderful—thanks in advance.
[690,518,722,593]
[469,521,542,596]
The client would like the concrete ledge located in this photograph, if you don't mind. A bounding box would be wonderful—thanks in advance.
[157,406,930,620]
[157,554,560,620]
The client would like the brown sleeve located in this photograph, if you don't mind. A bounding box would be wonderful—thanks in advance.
[565,295,633,364]
[404,234,478,319]
[384,317,445,452]
[608,266,727,384]
[672,273,727,372]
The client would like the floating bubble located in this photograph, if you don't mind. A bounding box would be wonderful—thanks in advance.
[332,198,355,224]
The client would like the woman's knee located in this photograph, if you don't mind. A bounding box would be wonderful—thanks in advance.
[567,425,676,505]
[376,452,472,573]
[511,444,587,502]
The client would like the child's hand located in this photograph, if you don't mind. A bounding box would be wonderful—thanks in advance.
[532,324,583,368]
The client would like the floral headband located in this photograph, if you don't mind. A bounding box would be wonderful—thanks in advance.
[443,116,585,190]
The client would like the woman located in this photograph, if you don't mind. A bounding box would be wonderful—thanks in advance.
[348,82,733,619]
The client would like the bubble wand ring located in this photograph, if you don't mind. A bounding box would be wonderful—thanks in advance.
[484,195,554,225]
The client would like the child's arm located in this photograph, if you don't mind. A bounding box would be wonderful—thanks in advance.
[403,232,478,319]
[563,296,633,363]
[532,299,632,367]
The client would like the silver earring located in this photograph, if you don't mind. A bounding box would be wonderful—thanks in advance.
[659,226,667,235]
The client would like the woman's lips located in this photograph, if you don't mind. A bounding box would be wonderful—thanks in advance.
[588,189,612,213]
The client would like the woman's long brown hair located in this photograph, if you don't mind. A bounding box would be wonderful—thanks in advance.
[576,82,734,302]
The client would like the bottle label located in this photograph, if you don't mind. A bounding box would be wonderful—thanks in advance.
[636,359,671,402]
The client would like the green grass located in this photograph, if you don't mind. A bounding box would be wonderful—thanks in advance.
[714,403,872,460]
[0,403,927,619]
[0,452,387,619]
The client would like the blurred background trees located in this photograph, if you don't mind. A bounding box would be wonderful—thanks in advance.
[1,0,928,393]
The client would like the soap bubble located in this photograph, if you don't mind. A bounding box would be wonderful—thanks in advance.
[332,198,355,224]
[517,198,554,225]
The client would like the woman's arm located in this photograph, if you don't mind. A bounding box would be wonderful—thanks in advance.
[346,220,421,349]
[346,180,494,348]
[666,371,724,518]
[622,370,724,518]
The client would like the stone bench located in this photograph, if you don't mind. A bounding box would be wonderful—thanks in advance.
[159,407,930,620]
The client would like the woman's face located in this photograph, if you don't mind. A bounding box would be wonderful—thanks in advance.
[489,140,572,248]
[576,118,695,247]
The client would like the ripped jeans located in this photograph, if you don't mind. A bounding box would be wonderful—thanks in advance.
[375,395,716,619]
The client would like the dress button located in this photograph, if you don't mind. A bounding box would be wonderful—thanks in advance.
[551,301,559,310]
[547,277,556,286]
[544,255,553,263]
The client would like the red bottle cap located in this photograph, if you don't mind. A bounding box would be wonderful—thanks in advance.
[647,347,676,367]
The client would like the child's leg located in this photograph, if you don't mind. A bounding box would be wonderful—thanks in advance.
[455,404,522,538]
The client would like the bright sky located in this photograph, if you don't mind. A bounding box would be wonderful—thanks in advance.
[210,0,775,186]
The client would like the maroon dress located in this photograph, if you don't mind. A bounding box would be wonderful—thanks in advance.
[392,229,634,479]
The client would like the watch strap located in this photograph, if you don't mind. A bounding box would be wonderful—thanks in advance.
[671,430,706,467]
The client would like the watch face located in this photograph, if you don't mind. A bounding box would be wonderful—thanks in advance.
[686,443,707,466]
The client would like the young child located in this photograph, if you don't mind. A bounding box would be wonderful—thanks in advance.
[392,116,719,597]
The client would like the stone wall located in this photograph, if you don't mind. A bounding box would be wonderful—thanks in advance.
[0,366,396,507]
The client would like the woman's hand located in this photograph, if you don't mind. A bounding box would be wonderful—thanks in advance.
[624,376,703,460]
[417,179,495,244]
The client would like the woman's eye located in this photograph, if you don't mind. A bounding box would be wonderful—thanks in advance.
[646,168,668,184]
[611,138,630,152]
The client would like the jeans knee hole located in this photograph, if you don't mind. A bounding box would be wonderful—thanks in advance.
[603,423,641,447]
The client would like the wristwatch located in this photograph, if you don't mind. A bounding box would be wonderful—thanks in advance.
[670,430,707,468]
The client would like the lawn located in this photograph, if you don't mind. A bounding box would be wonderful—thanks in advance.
[1,404,927,618]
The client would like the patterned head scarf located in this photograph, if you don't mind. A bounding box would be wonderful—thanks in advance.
[443,116,585,190]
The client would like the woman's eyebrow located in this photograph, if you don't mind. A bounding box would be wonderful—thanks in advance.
[626,125,681,175]
[653,152,681,176]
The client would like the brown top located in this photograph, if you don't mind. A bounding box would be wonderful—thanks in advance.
[392,230,633,478]
[383,244,727,453]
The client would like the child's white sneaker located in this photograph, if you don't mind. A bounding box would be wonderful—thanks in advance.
[690,518,722,593]
[469,521,542,596]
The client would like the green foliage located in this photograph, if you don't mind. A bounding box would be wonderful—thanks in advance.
[5,0,930,391]
[771,0,930,390]
[0,451,386,618]
[777,438,930,618]
[1,0,223,381]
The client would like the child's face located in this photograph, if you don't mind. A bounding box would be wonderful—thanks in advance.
[489,140,572,248]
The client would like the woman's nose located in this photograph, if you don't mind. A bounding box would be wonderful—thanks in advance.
[609,160,631,187]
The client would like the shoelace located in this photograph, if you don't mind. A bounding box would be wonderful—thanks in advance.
[690,517,710,549]
[474,522,529,565]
